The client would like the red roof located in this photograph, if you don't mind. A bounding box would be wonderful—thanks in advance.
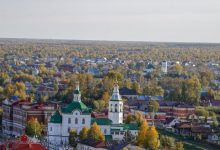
[0,135,48,150]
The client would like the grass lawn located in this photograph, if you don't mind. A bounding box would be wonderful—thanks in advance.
[158,128,220,150]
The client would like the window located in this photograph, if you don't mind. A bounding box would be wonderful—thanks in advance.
[115,104,118,112]
[104,129,107,134]
[110,104,113,112]
[75,118,78,124]
[50,127,52,131]
[120,104,122,112]
[68,118,71,124]
[82,118,85,124]
[68,127,71,132]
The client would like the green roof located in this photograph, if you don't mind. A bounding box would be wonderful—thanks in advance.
[62,101,91,114]
[50,110,62,123]
[111,123,138,130]
[91,118,112,125]
[123,123,138,130]
[105,135,112,141]
[74,89,80,94]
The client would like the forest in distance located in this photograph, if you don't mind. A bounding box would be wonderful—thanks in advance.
[1,38,220,62]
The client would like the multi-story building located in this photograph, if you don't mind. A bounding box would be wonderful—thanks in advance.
[2,97,56,137]
[159,101,195,118]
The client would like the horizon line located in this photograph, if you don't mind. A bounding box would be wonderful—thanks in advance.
[0,37,220,45]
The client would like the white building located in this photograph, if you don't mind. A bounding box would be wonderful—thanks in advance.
[161,61,168,74]
[47,81,138,145]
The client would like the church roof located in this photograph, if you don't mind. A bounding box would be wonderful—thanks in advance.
[74,89,80,94]
[62,101,91,114]
[91,118,112,125]
[50,110,62,123]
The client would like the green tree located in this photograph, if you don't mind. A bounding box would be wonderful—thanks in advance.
[69,129,78,147]
[25,118,43,138]
[148,100,159,112]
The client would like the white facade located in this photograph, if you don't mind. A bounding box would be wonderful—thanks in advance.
[108,82,123,124]
[48,82,138,146]
[161,61,168,74]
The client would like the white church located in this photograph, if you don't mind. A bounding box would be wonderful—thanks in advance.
[47,81,138,145]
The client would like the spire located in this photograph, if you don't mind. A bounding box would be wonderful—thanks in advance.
[73,81,81,102]
[110,78,122,101]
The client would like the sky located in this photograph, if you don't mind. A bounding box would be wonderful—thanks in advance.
[0,0,220,43]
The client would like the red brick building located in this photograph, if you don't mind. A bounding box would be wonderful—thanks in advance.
[2,97,56,137]
[159,101,195,118]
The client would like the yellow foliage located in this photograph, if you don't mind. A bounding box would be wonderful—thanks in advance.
[88,122,105,141]
[136,120,149,147]
[146,126,160,150]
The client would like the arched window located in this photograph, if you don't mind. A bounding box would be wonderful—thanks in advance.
[75,118,78,124]
[82,118,85,124]
[110,104,113,112]
[115,104,118,112]
[104,129,107,134]
[68,118,71,124]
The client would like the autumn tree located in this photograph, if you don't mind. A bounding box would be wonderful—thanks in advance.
[14,82,26,99]
[88,122,105,141]
[145,126,160,150]
[175,142,184,150]
[101,91,110,106]
[0,73,9,86]
[25,118,44,138]
[136,120,149,147]
[4,83,16,98]
[160,135,175,149]
[184,75,202,105]
[143,81,164,96]
[135,111,144,126]
[148,100,159,113]
[124,113,135,124]
[79,127,89,140]
[132,81,141,95]
[172,64,183,75]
